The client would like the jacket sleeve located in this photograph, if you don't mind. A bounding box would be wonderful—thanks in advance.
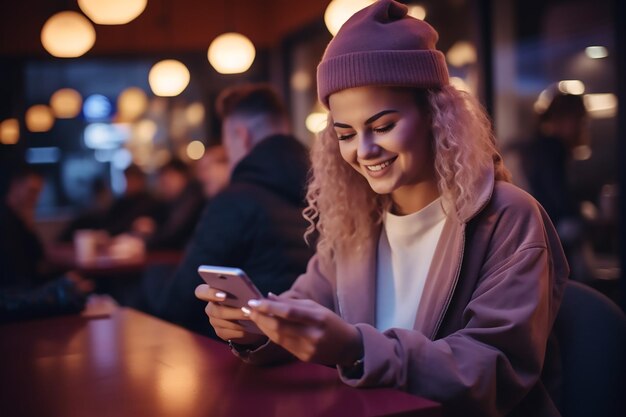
[339,241,560,417]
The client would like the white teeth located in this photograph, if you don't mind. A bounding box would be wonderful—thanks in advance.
[365,159,393,172]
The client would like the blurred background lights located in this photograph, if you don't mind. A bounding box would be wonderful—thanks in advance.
[186,140,205,160]
[84,94,113,120]
[305,112,328,134]
[324,0,375,36]
[0,119,20,145]
[134,119,158,144]
[112,148,133,169]
[446,41,477,67]
[558,80,585,95]
[290,70,312,92]
[41,11,96,58]
[50,88,82,118]
[208,33,256,74]
[117,87,148,122]
[585,46,608,59]
[78,0,147,25]
[583,93,618,119]
[149,60,190,97]
[26,147,61,164]
[407,4,426,20]
[84,123,129,149]
[25,105,55,132]
[449,77,472,93]
[185,102,205,126]
[534,88,553,113]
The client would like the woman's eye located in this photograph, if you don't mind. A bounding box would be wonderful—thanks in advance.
[337,132,356,141]
[373,123,396,134]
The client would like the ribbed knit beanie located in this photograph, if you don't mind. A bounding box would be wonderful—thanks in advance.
[317,0,449,108]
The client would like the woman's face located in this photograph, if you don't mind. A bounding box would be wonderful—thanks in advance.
[329,86,438,213]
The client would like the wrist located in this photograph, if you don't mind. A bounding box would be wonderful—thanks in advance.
[338,325,364,367]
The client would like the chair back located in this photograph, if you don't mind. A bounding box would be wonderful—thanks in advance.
[553,280,626,417]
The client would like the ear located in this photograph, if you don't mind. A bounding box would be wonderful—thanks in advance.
[239,125,254,151]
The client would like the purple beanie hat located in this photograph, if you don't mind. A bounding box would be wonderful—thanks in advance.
[317,0,449,107]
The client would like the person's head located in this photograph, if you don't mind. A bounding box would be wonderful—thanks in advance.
[123,164,147,196]
[306,0,510,261]
[216,83,290,169]
[5,165,44,221]
[196,144,230,198]
[539,93,588,149]
[157,157,190,201]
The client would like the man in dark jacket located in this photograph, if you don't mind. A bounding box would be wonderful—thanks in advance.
[156,84,314,337]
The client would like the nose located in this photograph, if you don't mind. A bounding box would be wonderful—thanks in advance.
[356,134,381,160]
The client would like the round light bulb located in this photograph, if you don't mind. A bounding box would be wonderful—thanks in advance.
[25,105,55,133]
[78,0,147,25]
[50,88,83,118]
[208,33,256,74]
[324,0,375,36]
[148,60,190,97]
[41,11,96,58]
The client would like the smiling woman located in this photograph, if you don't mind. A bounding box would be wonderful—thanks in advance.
[195,2,570,417]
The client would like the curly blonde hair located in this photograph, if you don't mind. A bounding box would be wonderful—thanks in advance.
[303,85,511,264]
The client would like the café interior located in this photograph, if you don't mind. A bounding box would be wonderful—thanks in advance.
[0,1,624,417]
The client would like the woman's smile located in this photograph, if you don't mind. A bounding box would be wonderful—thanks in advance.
[363,156,398,176]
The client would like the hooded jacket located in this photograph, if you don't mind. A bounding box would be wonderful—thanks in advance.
[240,167,570,417]
[157,134,314,337]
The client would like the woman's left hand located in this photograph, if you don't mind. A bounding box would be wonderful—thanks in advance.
[246,295,363,367]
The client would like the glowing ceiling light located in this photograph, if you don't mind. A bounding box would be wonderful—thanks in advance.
[149,60,190,97]
[50,88,82,118]
[407,5,426,20]
[558,80,585,95]
[0,119,20,145]
[78,0,147,25]
[208,33,256,74]
[25,105,55,133]
[585,46,608,59]
[324,0,375,36]
[41,11,96,58]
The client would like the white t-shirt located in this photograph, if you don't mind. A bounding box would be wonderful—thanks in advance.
[375,198,447,331]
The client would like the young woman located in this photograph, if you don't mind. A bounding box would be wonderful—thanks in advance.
[196,1,569,416]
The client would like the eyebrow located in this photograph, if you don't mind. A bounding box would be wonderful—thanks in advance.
[333,110,398,129]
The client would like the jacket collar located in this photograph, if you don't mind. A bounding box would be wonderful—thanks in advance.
[335,166,495,338]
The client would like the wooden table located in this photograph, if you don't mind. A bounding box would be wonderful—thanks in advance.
[0,308,442,417]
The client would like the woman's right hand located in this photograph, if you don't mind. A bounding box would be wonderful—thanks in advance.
[194,284,267,346]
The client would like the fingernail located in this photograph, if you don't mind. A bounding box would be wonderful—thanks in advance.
[248,299,261,308]
[215,291,226,300]
[268,292,277,297]
[241,306,251,316]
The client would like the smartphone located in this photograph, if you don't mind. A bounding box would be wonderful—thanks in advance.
[197,265,264,334]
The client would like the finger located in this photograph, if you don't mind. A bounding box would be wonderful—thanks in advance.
[210,317,246,332]
[195,284,228,302]
[207,302,249,321]
[248,299,321,324]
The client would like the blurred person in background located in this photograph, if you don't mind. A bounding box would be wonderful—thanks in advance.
[155,83,314,337]
[132,157,205,251]
[0,165,92,322]
[195,144,230,199]
[518,93,592,281]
